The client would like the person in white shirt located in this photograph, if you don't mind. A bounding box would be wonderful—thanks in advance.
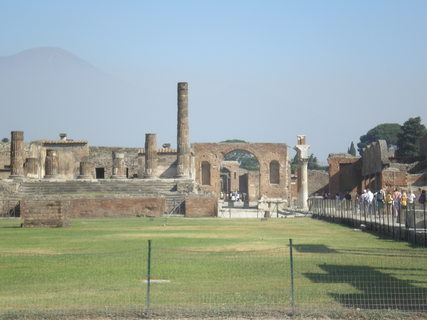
[408,190,416,210]
[366,189,374,214]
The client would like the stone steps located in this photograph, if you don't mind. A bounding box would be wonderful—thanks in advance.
[17,179,189,215]
[18,179,179,195]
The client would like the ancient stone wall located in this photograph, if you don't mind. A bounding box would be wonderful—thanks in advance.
[381,165,408,188]
[28,140,89,179]
[308,169,329,196]
[408,173,427,188]
[89,147,177,179]
[362,140,391,176]
[21,199,69,227]
[328,153,362,195]
[184,195,218,217]
[67,197,165,218]
[0,142,10,179]
[192,143,288,200]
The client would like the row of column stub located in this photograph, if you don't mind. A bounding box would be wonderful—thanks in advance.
[9,82,192,180]
[8,131,164,180]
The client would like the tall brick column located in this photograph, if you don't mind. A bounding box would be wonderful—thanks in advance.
[78,161,93,179]
[44,150,58,179]
[111,151,126,179]
[145,133,158,178]
[294,135,310,210]
[176,82,190,178]
[10,131,25,178]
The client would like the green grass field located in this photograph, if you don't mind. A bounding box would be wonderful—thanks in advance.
[1,217,426,319]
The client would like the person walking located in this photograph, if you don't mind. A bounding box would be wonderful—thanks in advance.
[419,189,426,208]
[392,188,402,218]
[408,190,416,210]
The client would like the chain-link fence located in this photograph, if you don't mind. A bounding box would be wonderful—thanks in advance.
[1,239,426,319]
[308,198,427,247]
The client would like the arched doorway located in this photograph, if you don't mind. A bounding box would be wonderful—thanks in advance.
[220,150,260,202]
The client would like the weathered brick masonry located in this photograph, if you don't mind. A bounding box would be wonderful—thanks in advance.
[184,195,218,217]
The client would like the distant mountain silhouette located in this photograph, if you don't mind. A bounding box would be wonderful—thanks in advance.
[0,47,106,83]
[0,47,133,142]
[0,47,170,148]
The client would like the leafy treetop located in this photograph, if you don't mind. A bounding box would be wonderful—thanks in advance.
[396,117,426,158]
[357,123,401,155]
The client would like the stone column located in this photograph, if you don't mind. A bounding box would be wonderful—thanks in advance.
[137,151,145,178]
[145,133,158,178]
[294,135,310,211]
[176,82,190,178]
[78,161,93,179]
[111,151,126,179]
[24,157,38,178]
[10,131,25,178]
[44,149,58,179]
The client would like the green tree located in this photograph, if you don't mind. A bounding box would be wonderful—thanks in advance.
[220,139,246,143]
[396,117,426,158]
[221,139,259,171]
[347,141,356,156]
[308,154,319,170]
[357,123,402,155]
[1,137,9,143]
[291,153,327,172]
[290,154,298,173]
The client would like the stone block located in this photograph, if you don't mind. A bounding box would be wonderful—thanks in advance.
[185,195,218,217]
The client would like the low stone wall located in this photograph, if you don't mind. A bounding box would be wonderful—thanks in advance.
[185,195,218,217]
[21,199,69,227]
[21,197,166,227]
[67,197,165,218]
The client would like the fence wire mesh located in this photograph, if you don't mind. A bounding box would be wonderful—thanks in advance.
[308,198,427,247]
[1,240,426,319]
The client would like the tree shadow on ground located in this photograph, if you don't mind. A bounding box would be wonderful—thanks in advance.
[304,264,427,311]
[293,244,337,253]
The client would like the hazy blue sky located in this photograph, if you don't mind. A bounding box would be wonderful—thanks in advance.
[1,0,426,163]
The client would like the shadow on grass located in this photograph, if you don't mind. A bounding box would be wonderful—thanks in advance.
[293,244,337,253]
[304,264,427,311]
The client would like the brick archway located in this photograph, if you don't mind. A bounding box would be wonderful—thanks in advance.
[192,143,289,200]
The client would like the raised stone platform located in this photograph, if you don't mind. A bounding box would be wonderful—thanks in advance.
[0,179,195,218]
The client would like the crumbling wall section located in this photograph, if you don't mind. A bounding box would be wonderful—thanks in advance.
[67,197,165,218]
[185,195,218,217]
[308,169,329,196]
[328,153,362,195]
[362,140,391,176]
[89,147,177,178]
[21,199,69,227]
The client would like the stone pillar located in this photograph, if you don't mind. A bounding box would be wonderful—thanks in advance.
[294,135,310,211]
[176,82,190,178]
[24,157,38,178]
[78,161,93,179]
[44,150,58,179]
[111,151,126,179]
[10,131,25,178]
[145,133,158,178]
[137,151,145,178]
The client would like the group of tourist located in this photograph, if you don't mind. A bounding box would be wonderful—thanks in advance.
[221,191,248,202]
[323,188,426,215]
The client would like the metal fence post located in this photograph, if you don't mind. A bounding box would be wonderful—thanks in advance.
[413,209,417,245]
[289,238,296,316]
[424,203,426,247]
[145,239,152,317]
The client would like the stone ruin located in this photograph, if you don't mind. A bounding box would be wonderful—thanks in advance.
[328,138,427,197]
[0,82,310,226]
